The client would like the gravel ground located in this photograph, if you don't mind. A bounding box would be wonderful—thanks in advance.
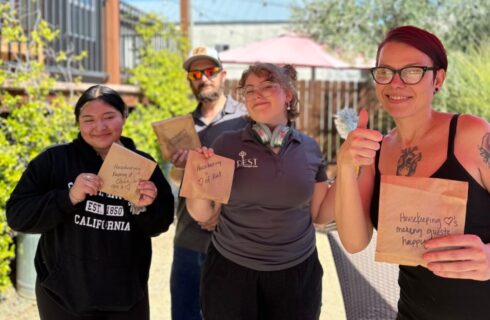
[0,224,345,320]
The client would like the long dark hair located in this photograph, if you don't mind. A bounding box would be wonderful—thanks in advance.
[74,85,127,122]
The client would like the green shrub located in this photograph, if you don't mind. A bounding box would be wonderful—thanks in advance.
[436,43,490,120]
[0,96,77,294]
[124,13,195,170]
[0,4,78,294]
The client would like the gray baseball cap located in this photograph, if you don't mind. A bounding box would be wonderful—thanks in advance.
[183,46,222,71]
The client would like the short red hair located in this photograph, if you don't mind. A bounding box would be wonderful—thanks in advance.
[376,25,448,71]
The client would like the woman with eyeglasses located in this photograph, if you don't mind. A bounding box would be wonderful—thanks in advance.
[335,25,490,319]
[186,62,335,320]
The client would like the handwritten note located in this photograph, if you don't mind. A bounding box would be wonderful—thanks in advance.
[180,150,235,204]
[110,164,142,191]
[152,115,201,159]
[375,175,468,267]
[98,143,157,203]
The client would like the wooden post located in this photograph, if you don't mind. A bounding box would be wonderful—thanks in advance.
[180,0,192,46]
[104,0,121,84]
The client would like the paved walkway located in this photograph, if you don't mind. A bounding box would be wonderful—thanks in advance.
[0,224,346,319]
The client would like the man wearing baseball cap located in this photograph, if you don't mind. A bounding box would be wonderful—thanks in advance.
[169,46,247,320]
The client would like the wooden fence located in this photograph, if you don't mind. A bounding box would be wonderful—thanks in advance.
[0,75,393,163]
[225,79,394,162]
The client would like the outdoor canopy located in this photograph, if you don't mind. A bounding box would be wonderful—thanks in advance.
[219,33,350,68]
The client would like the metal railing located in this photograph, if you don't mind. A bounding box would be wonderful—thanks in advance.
[43,0,105,82]
[120,1,147,75]
[1,0,105,82]
[119,1,178,79]
[1,0,178,84]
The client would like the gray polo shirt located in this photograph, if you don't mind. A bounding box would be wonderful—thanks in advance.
[211,124,327,271]
[174,96,248,252]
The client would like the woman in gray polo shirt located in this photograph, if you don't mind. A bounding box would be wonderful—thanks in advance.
[187,62,334,320]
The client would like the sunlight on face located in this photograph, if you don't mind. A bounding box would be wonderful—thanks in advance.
[375,41,441,119]
[243,73,289,126]
[78,99,125,155]
[188,58,225,102]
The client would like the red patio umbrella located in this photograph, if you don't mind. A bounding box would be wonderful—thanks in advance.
[219,33,350,69]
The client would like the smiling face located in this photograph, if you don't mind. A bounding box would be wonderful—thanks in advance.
[78,99,125,156]
[243,73,291,127]
[375,41,445,119]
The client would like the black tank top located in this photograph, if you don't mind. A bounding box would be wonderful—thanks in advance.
[370,114,490,320]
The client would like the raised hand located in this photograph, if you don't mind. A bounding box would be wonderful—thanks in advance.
[195,146,215,159]
[134,180,159,207]
[337,108,383,169]
[69,173,102,205]
[171,149,190,169]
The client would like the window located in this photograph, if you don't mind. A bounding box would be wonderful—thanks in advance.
[68,0,96,40]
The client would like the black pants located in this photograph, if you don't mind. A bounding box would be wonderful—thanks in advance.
[36,279,150,320]
[200,244,323,320]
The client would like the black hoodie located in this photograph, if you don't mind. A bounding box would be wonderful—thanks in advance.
[7,134,174,315]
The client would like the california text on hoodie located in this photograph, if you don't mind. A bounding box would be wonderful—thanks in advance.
[7,135,174,316]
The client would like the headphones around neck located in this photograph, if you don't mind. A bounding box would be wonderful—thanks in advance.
[251,123,292,148]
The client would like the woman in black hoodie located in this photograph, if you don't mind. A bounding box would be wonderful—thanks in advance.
[7,85,174,320]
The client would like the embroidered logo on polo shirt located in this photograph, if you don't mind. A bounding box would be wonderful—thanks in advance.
[236,151,258,168]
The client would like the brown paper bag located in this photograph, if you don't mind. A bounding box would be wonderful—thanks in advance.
[180,150,235,204]
[152,115,201,159]
[375,175,468,267]
[98,143,157,203]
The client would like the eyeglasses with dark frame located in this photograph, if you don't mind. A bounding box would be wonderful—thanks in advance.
[370,66,435,85]
[238,81,280,102]
[187,67,222,81]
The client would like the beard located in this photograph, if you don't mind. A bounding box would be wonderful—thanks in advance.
[191,81,224,103]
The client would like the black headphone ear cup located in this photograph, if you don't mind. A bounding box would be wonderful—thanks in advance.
[252,123,272,144]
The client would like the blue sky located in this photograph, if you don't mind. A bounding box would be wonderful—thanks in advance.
[123,0,303,22]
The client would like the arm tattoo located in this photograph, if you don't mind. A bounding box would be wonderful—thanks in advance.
[397,146,422,176]
[479,132,490,167]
